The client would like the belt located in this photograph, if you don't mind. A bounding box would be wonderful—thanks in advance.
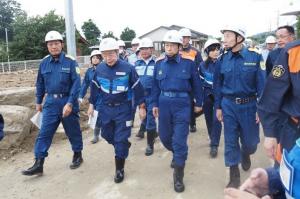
[105,101,129,107]
[224,95,256,104]
[161,91,189,98]
[47,93,69,98]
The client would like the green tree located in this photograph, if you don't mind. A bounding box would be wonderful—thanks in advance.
[120,27,136,42]
[0,0,23,41]
[10,10,65,60]
[81,19,101,45]
[102,31,118,40]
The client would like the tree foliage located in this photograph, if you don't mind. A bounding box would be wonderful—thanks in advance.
[10,10,65,60]
[81,19,101,45]
[102,31,118,40]
[120,27,136,42]
[0,0,23,41]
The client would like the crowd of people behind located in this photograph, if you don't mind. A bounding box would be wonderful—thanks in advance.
[0,24,299,198]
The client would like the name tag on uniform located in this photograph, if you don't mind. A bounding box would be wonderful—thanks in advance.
[116,72,126,75]
[280,149,294,195]
[61,67,71,72]
[116,86,126,91]
[244,62,256,66]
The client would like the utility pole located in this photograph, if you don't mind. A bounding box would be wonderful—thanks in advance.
[65,0,76,58]
[5,28,10,71]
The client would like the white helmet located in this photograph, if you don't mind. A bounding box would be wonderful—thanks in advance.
[131,38,140,45]
[139,38,153,48]
[179,28,192,37]
[90,50,101,58]
[220,25,246,39]
[204,38,220,51]
[117,40,126,47]
[244,38,253,47]
[163,30,183,44]
[99,38,119,52]
[45,30,63,42]
[265,35,276,44]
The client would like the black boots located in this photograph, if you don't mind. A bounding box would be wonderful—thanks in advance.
[210,146,218,158]
[173,164,185,192]
[91,127,100,144]
[22,158,44,176]
[241,153,251,171]
[189,125,197,133]
[136,123,146,138]
[70,151,83,169]
[170,159,175,168]
[145,130,155,156]
[114,157,125,183]
[226,165,240,188]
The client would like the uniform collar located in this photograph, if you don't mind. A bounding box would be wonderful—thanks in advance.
[228,46,247,59]
[50,51,64,63]
[138,56,155,64]
[182,44,191,51]
[105,59,119,68]
[164,54,181,63]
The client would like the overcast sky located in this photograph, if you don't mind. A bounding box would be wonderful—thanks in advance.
[17,0,298,38]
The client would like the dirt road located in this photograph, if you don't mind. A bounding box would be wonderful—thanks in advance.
[0,117,271,199]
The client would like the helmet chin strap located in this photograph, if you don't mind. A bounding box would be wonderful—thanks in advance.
[226,34,244,52]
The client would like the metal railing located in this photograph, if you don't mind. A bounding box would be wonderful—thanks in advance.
[0,56,90,73]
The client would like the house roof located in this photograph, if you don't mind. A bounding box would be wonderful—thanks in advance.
[139,25,208,39]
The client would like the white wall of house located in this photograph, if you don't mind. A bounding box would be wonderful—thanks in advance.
[139,27,169,42]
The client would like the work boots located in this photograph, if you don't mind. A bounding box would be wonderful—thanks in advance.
[114,157,125,183]
[170,159,175,168]
[226,165,240,188]
[91,127,101,144]
[241,153,251,171]
[70,151,83,169]
[22,158,44,176]
[210,146,218,158]
[190,125,197,133]
[173,164,185,192]
[136,123,146,138]
[145,130,155,156]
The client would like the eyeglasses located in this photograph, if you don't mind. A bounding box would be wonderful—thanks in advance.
[276,34,291,40]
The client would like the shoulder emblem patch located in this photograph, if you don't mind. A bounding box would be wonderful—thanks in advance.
[260,61,266,70]
[272,65,285,78]
[76,67,80,74]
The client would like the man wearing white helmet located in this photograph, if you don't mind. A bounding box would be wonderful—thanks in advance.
[261,35,276,63]
[152,30,203,193]
[214,26,265,188]
[88,37,146,183]
[128,38,140,65]
[22,30,83,176]
[179,28,203,133]
[133,37,157,156]
[117,39,128,62]
[79,50,102,144]
[199,38,222,158]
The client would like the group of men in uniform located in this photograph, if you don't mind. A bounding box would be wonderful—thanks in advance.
[18,24,300,197]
